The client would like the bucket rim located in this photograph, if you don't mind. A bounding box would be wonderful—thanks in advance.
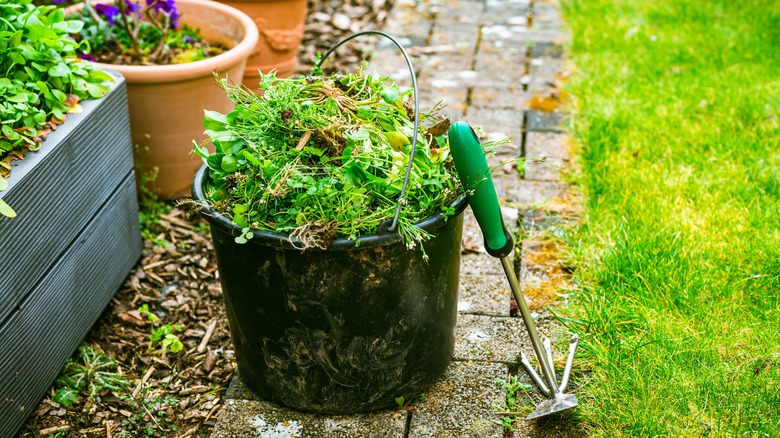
[191,164,468,251]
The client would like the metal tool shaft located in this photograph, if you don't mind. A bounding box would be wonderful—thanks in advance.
[500,256,558,396]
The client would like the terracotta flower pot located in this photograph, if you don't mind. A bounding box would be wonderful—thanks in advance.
[216,0,308,87]
[69,0,260,197]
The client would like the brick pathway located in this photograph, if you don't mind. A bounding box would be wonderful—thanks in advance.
[210,0,585,436]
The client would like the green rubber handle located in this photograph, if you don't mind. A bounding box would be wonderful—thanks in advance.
[449,122,513,257]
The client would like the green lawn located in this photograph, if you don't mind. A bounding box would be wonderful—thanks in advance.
[560,0,780,436]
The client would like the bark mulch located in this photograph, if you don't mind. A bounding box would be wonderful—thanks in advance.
[19,207,234,438]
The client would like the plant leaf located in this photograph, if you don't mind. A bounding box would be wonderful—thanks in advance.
[0,200,16,218]
[53,387,78,408]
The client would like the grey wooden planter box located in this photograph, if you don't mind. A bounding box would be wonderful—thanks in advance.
[0,72,142,438]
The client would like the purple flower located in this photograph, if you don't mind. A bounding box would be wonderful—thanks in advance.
[80,53,94,61]
[170,9,180,27]
[95,3,120,25]
[52,0,68,4]
[146,0,180,26]
[183,35,194,44]
[124,0,142,18]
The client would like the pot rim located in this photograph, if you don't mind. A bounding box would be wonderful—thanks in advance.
[191,164,469,251]
[68,0,260,83]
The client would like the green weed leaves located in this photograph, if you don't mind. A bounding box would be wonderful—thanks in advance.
[0,0,112,179]
[196,70,464,249]
[53,346,132,407]
[138,304,184,354]
[0,177,14,217]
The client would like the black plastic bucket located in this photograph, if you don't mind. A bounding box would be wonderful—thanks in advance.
[192,165,467,413]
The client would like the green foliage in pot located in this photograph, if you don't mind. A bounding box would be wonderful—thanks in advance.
[195,68,504,251]
[0,0,113,216]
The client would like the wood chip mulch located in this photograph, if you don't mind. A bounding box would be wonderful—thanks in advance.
[18,207,233,438]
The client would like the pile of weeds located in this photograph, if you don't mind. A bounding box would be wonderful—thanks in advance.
[195,67,506,250]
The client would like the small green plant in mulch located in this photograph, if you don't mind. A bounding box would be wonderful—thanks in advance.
[138,304,184,354]
[0,178,13,217]
[52,346,133,408]
[394,393,424,409]
[134,141,172,247]
[493,376,532,433]
[195,67,508,252]
[117,390,180,436]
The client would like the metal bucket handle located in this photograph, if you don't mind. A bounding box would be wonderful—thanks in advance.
[317,31,420,234]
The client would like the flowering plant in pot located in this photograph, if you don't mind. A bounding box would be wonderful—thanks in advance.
[191,59,508,412]
[63,0,259,197]
[68,0,224,65]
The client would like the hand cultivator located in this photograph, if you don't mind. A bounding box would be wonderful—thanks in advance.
[449,122,580,420]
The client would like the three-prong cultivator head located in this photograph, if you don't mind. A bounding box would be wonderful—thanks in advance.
[519,334,579,419]
[449,121,580,420]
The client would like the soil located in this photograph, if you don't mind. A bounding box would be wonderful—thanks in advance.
[89,41,229,66]
[15,1,395,437]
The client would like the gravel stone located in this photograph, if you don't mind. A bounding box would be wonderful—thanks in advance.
[527,57,566,93]
[212,399,406,438]
[458,274,512,317]
[416,85,468,120]
[428,23,481,53]
[532,4,565,30]
[524,132,569,181]
[407,360,506,438]
[332,13,352,30]
[525,109,564,132]
[382,5,434,41]
[369,48,417,86]
[432,0,485,25]
[463,107,524,142]
[460,208,485,251]
[469,85,531,110]
[494,179,569,209]
[530,42,564,58]
[417,52,475,77]
[461,253,508,276]
[454,314,530,361]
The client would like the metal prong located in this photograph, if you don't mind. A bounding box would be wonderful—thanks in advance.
[542,336,557,383]
[559,334,579,392]
[519,352,550,397]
